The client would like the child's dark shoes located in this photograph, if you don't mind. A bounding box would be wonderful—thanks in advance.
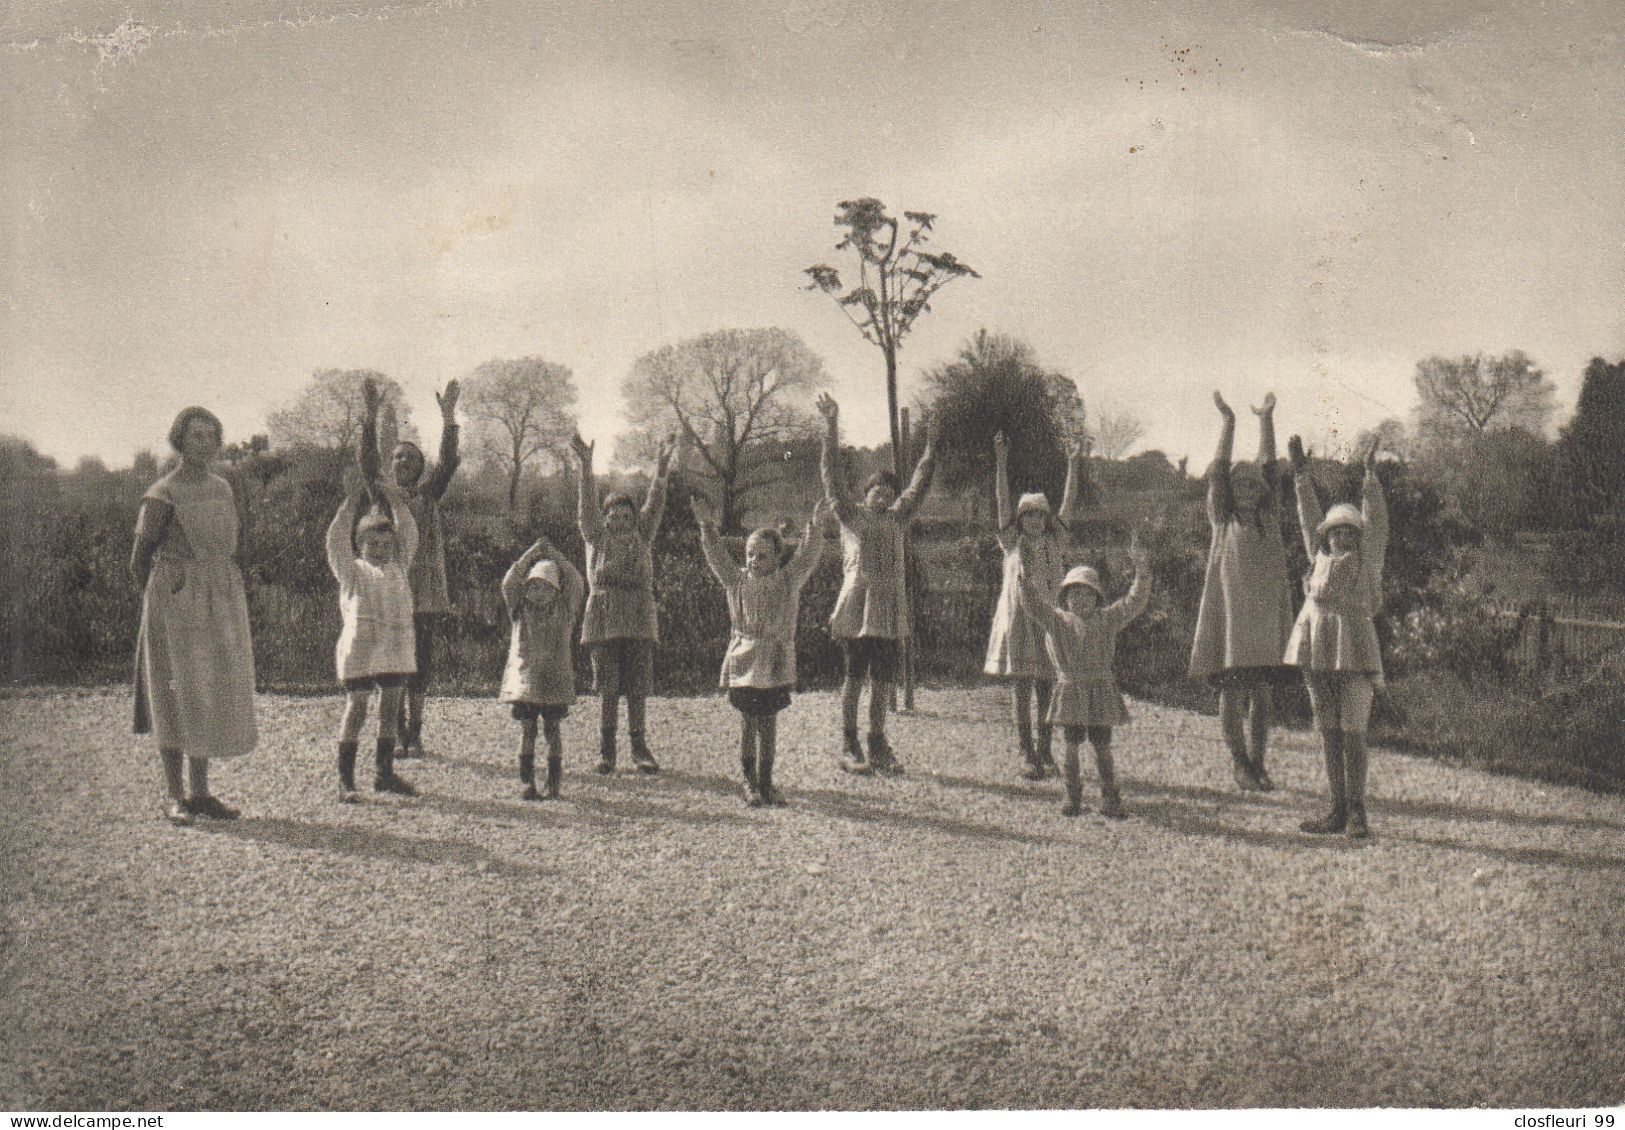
[374,773,418,797]
[1060,797,1082,818]
[163,799,193,827]
[337,786,360,805]
[1344,805,1370,839]
[1099,791,1126,820]
[521,783,541,802]
[187,795,239,821]
[744,785,766,808]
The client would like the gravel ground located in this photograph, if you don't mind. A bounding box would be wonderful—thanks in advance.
[2,685,1623,1111]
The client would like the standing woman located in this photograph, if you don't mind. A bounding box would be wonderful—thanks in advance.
[1188,391,1295,791]
[984,430,1089,780]
[131,407,258,825]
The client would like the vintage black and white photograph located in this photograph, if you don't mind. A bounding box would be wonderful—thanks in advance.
[2,0,1623,1114]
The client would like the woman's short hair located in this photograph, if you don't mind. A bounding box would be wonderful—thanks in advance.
[167,407,223,453]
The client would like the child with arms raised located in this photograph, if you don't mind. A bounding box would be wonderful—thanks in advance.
[499,533,585,800]
[1189,391,1295,791]
[327,384,420,802]
[1017,540,1150,818]
[1285,434,1388,838]
[985,429,1089,780]
[816,392,937,775]
[695,495,830,806]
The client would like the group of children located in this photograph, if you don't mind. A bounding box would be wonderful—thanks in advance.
[138,380,1391,838]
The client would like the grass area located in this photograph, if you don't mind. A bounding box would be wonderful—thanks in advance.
[2,687,1623,1110]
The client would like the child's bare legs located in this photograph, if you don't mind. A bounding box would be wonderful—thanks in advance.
[336,687,370,802]
[758,712,784,805]
[739,715,761,803]
[160,749,189,824]
[1059,731,1083,816]
[373,684,416,796]
[518,717,540,800]
[1248,685,1276,790]
[1301,673,1348,834]
[1089,726,1124,819]
[1220,687,1261,790]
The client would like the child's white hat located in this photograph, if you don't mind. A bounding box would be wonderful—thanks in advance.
[1316,503,1366,541]
[526,560,562,589]
[1016,492,1053,518]
[1059,565,1105,600]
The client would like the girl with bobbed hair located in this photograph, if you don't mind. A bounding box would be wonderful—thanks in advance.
[131,406,258,825]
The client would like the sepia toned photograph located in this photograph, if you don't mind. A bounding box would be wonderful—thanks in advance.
[2,0,1622,1114]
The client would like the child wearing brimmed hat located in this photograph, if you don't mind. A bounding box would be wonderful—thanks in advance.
[985,430,1090,780]
[695,495,831,806]
[1190,392,1296,793]
[1016,541,1150,818]
[568,430,680,775]
[499,534,585,800]
[1285,434,1388,838]
[325,480,420,802]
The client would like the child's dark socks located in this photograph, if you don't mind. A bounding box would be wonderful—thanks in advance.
[596,727,617,774]
[1060,744,1083,817]
[1092,737,1124,820]
[544,755,562,799]
[840,728,869,775]
[740,720,760,803]
[1343,733,1370,838]
[627,696,658,773]
[373,736,417,797]
[337,740,359,802]
[759,715,785,806]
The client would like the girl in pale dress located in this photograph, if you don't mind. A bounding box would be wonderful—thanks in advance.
[131,407,258,826]
[1017,542,1150,819]
[985,430,1088,780]
[498,534,585,800]
[1285,434,1388,839]
[696,496,830,806]
[1189,392,1296,792]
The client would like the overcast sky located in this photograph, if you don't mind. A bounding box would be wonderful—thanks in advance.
[3,0,1621,469]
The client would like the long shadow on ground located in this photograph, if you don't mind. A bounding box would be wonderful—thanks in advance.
[197,816,547,877]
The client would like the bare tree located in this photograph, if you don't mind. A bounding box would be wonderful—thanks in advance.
[266,369,414,477]
[1092,406,1147,460]
[461,357,579,510]
[1413,350,1557,446]
[1353,417,1412,462]
[804,198,979,485]
[619,328,824,533]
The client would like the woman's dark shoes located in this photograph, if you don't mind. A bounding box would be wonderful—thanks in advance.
[1300,809,1347,835]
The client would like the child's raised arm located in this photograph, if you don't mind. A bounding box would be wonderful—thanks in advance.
[639,434,676,540]
[570,434,605,545]
[993,432,1013,533]
[358,378,382,487]
[1206,391,1237,526]
[1254,392,1279,501]
[1016,570,1063,638]
[502,538,550,615]
[786,498,832,587]
[421,380,462,501]
[1287,435,1324,559]
[894,410,938,520]
[378,482,419,568]
[693,495,738,587]
[1360,438,1389,589]
[1106,542,1152,628]
[326,492,363,580]
[1057,434,1090,528]
[816,393,856,525]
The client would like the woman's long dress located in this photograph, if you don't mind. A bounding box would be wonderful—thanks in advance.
[133,470,257,758]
